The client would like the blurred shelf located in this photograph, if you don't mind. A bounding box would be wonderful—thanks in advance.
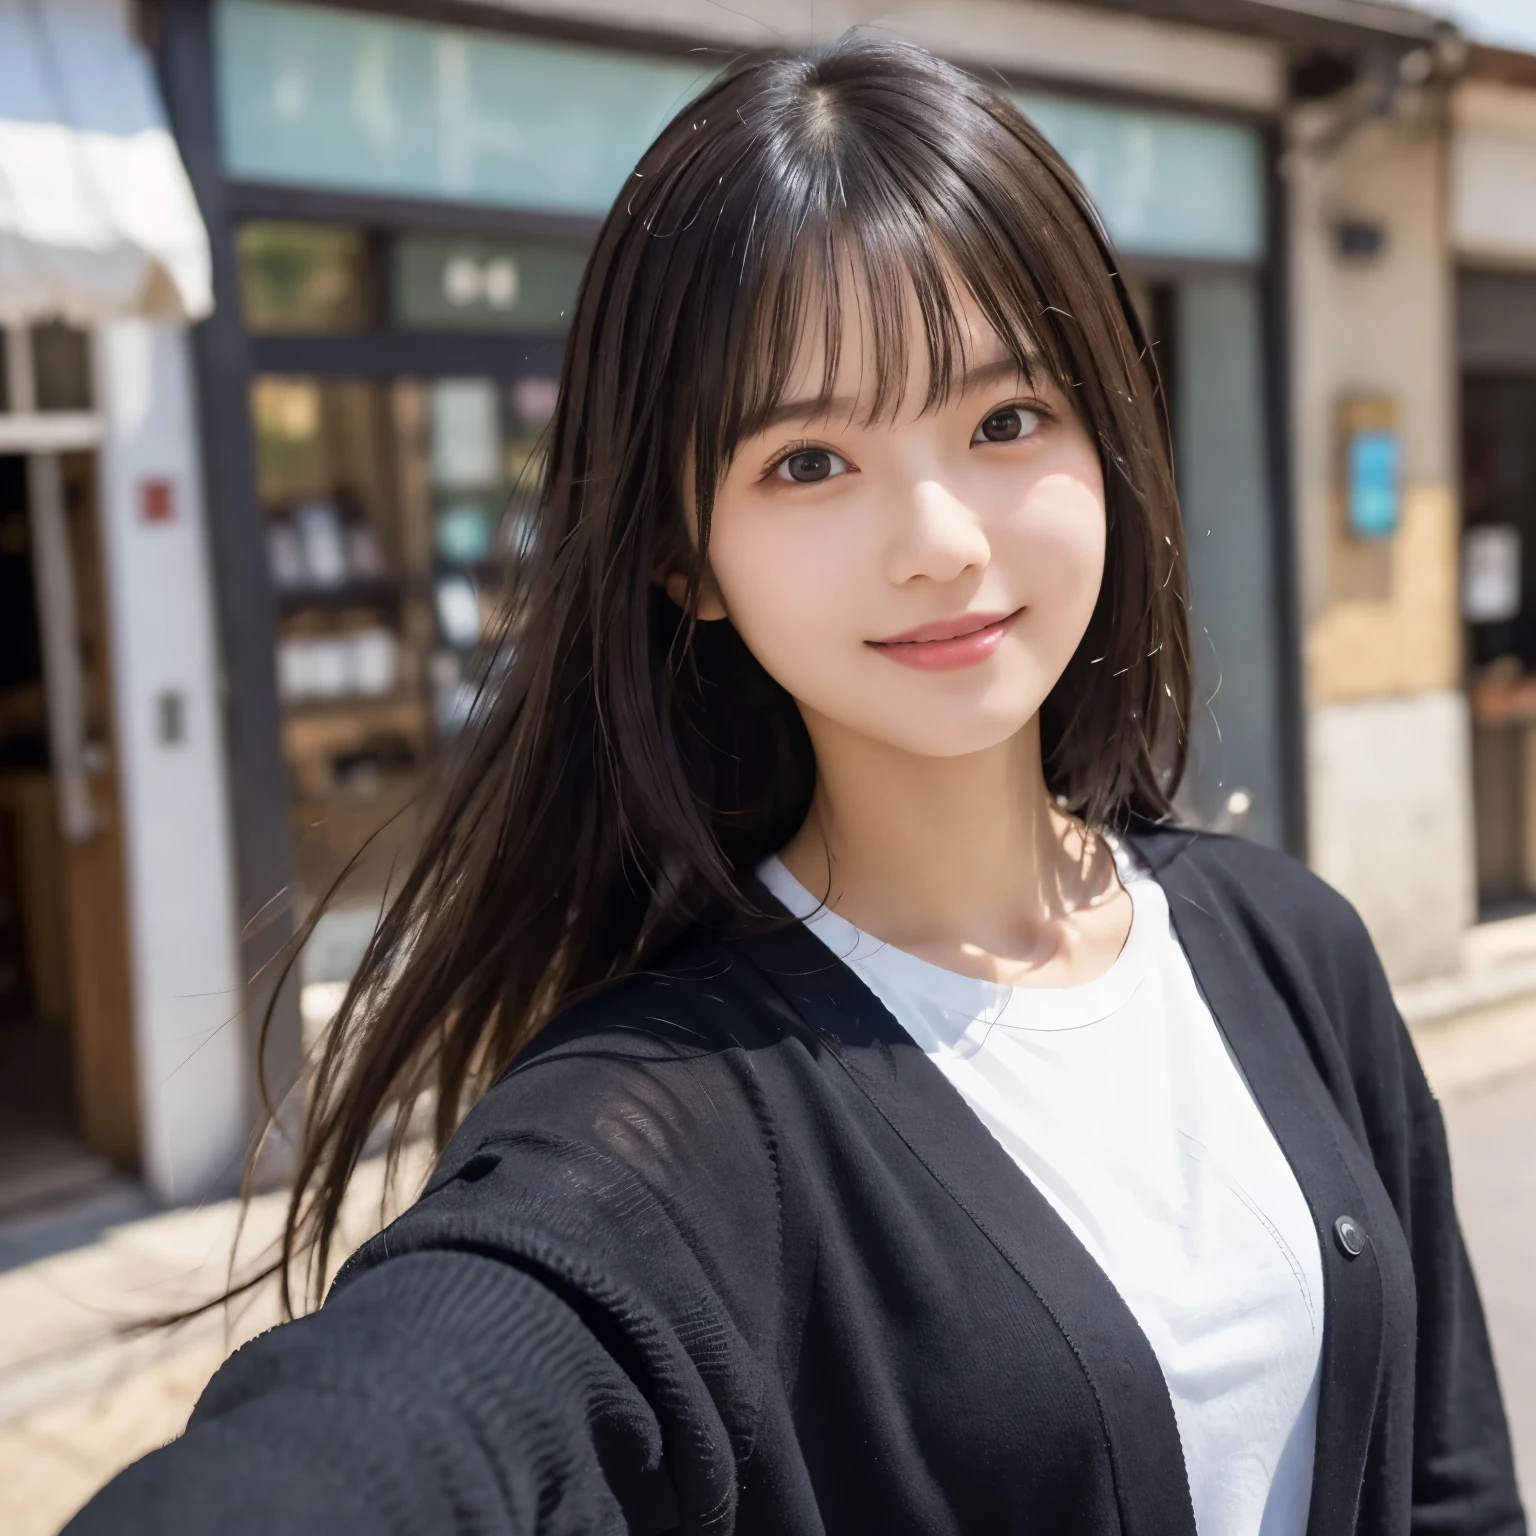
[276,580,402,616]
[282,695,429,769]
[281,691,426,722]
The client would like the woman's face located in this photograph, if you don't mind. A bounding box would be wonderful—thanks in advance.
[694,285,1107,759]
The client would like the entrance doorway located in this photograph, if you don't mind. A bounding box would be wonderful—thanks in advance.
[1460,270,1536,916]
[0,326,139,1222]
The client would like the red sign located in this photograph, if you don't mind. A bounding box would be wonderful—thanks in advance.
[140,479,175,525]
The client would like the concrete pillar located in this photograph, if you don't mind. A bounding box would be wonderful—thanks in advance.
[94,320,248,1200]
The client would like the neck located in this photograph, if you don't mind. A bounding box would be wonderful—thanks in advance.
[779,712,1114,958]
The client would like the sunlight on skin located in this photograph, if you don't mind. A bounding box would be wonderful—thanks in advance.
[667,277,1136,989]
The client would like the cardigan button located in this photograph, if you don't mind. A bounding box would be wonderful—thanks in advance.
[1334,1215,1366,1258]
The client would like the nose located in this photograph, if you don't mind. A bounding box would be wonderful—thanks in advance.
[884,479,991,587]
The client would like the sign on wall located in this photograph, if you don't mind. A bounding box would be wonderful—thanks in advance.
[1338,396,1402,540]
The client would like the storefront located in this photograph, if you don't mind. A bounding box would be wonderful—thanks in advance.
[1,0,243,1204]
[157,0,1294,1035]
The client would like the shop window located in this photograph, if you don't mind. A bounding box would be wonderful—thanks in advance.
[32,325,93,412]
[237,223,372,333]
[394,234,586,332]
[252,373,421,906]
[1464,376,1536,677]
[251,369,559,902]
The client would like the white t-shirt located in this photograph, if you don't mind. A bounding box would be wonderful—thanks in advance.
[758,851,1323,1536]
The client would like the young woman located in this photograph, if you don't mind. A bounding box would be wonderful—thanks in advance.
[71,35,1521,1536]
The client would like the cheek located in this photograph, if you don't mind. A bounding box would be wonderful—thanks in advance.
[1004,470,1106,623]
[707,504,861,669]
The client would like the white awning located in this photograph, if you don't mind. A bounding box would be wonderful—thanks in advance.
[0,0,212,326]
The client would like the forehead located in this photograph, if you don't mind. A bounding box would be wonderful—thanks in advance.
[740,247,1040,438]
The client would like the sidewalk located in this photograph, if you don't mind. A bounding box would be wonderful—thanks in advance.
[0,1155,423,1536]
[1397,909,1536,1094]
[3,979,1535,1535]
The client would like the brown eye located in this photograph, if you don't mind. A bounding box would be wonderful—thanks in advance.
[973,407,1039,444]
[774,448,848,483]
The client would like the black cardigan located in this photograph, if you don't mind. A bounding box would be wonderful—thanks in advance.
[69,827,1525,1535]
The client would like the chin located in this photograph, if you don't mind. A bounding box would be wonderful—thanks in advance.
[866,700,1043,759]
[792,662,1061,759]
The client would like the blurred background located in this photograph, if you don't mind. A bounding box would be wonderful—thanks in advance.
[2,0,1536,1527]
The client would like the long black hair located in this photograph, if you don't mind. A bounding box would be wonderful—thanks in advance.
[266,32,1191,1313]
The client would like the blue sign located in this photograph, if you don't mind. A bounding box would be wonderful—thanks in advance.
[1347,429,1401,540]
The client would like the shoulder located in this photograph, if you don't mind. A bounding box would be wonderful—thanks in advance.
[333,931,795,1410]
[342,930,798,1312]
[1129,820,1376,976]
[427,928,803,1199]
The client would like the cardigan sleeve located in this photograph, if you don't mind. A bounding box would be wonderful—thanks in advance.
[64,982,788,1536]
[63,1249,674,1536]
[1398,1060,1527,1536]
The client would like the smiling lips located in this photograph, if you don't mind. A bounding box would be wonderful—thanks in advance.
[867,608,1025,671]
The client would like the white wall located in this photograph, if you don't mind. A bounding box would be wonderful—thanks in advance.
[94,320,248,1201]
[1309,692,1475,983]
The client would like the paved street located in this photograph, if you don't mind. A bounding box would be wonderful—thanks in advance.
[0,1028,1532,1534]
[0,1156,422,1536]
[1441,1063,1536,1503]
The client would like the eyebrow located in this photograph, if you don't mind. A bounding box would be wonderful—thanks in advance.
[758,355,1030,433]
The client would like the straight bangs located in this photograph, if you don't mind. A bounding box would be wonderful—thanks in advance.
[722,186,1070,441]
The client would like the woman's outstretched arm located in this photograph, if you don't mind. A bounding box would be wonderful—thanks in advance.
[63,1247,678,1536]
[62,983,782,1536]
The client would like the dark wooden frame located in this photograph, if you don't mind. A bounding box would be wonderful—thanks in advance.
[225,181,604,244]
[247,331,568,381]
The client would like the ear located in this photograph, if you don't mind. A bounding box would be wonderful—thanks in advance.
[662,566,729,621]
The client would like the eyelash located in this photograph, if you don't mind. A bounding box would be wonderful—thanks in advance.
[979,399,1054,435]
[759,399,1055,482]
[765,439,823,475]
